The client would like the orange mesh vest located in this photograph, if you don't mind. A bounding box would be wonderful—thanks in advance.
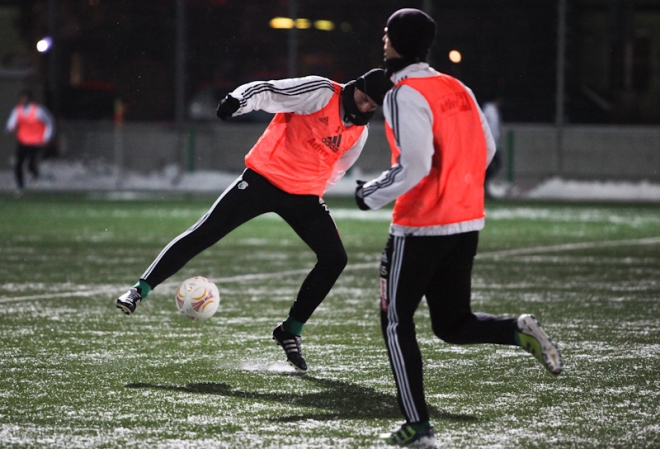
[386,75,487,227]
[245,83,364,196]
[16,105,47,146]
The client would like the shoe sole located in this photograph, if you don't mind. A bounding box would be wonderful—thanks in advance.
[116,303,133,315]
[287,360,307,374]
[518,314,564,375]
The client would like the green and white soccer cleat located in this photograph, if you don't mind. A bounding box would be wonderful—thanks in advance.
[517,314,564,375]
[380,423,436,447]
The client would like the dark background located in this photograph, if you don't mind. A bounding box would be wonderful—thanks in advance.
[1,0,659,124]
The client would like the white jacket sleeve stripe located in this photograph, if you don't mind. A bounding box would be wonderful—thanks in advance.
[388,85,403,148]
[240,80,335,107]
[362,160,403,196]
[362,86,405,197]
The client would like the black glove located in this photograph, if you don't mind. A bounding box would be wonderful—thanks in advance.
[354,180,371,211]
[216,95,240,120]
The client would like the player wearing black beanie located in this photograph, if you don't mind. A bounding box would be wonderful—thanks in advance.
[383,8,436,76]
[341,68,392,126]
[359,7,564,447]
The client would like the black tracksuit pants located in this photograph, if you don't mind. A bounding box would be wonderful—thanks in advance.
[14,143,41,189]
[379,231,518,424]
[141,168,347,323]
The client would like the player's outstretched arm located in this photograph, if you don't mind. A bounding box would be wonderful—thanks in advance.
[229,76,335,116]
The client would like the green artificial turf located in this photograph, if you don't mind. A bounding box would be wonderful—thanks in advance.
[1,193,659,448]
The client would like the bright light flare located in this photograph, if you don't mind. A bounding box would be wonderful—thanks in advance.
[37,37,53,53]
[449,50,462,63]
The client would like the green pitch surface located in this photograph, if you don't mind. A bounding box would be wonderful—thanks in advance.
[1,193,659,448]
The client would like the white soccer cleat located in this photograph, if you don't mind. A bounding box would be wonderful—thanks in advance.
[517,314,564,375]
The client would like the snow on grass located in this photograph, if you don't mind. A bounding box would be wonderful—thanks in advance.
[485,205,660,223]
[1,198,659,448]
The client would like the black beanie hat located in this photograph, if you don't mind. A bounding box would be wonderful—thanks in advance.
[354,68,392,106]
[386,8,436,61]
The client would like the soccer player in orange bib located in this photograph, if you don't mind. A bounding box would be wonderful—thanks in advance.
[116,68,392,373]
[5,90,55,194]
[354,9,564,446]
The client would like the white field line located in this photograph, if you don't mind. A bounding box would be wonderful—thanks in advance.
[476,236,660,259]
[1,236,659,304]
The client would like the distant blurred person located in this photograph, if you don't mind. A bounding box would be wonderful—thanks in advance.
[355,9,564,447]
[482,93,503,197]
[115,68,392,374]
[5,90,55,193]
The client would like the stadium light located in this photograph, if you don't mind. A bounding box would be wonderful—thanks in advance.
[295,18,311,29]
[270,17,295,29]
[449,50,462,63]
[314,20,334,31]
[270,17,333,30]
[37,36,53,53]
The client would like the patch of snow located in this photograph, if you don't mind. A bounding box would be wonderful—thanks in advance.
[1,160,659,202]
[524,177,660,202]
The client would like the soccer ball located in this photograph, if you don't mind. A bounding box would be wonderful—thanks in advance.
[175,276,220,321]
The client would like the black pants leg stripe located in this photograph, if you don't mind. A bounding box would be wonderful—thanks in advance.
[140,174,243,280]
[137,168,346,326]
[382,232,519,427]
[386,236,421,423]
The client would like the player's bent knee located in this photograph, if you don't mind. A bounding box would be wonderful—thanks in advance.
[321,248,348,272]
[432,323,463,344]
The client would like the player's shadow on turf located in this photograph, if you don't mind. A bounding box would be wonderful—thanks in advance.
[126,376,477,423]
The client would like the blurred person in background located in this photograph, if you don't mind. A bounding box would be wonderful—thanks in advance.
[116,68,392,374]
[355,9,563,447]
[5,90,55,194]
[482,93,503,197]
